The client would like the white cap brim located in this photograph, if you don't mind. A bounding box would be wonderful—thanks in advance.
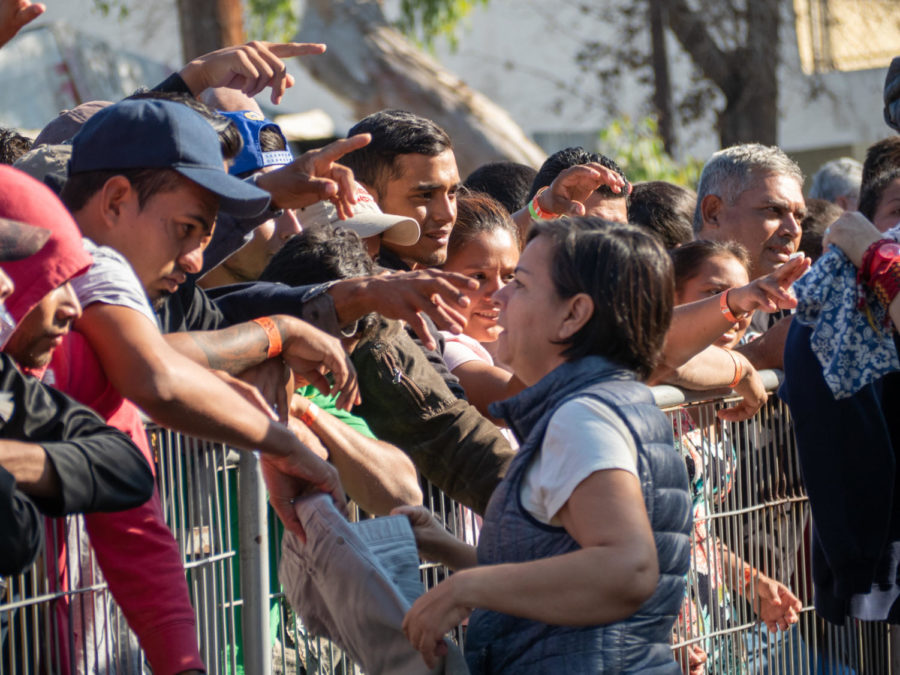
[334,213,418,246]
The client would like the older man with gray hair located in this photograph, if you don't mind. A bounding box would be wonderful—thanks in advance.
[694,143,806,282]
[808,157,863,211]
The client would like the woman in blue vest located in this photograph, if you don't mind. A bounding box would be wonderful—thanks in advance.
[395,218,692,673]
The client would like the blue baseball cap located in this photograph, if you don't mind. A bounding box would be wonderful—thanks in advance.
[219,110,294,176]
[68,99,271,219]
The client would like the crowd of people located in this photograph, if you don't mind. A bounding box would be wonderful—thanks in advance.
[2,2,900,673]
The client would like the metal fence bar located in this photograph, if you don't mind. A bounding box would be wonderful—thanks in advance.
[238,450,271,675]
[0,371,895,673]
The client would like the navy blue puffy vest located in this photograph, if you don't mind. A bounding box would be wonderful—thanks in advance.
[465,356,692,674]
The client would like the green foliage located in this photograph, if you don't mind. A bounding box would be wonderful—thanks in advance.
[396,0,489,49]
[598,116,703,187]
[245,0,298,43]
[91,0,130,20]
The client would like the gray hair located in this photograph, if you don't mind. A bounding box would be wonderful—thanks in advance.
[808,157,862,203]
[693,143,804,233]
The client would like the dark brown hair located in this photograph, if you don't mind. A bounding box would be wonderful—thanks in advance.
[669,239,751,295]
[529,218,673,379]
[446,191,521,260]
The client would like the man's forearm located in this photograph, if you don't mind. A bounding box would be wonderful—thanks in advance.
[0,440,59,498]
[165,319,271,373]
[292,397,421,514]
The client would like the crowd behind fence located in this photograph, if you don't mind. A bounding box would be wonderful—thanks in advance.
[0,371,894,674]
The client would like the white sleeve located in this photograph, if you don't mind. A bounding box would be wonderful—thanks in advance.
[520,396,638,526]
[442,338,482,372]
[71,240,159,329]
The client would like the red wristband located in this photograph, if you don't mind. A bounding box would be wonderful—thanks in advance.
[300,401,320,427]
[252,317,282,359]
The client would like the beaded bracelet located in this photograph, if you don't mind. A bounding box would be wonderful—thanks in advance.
[871,260,900,311]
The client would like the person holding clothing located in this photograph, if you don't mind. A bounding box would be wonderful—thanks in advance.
[396,219,692,673]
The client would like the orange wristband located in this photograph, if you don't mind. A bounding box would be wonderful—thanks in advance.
[719,289,745,324]
[725,348,742,388]
[252,316,282,359]
[300,401,320,427]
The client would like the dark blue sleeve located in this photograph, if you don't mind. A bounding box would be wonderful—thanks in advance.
[208,281,323,325]
[0,467,43,575]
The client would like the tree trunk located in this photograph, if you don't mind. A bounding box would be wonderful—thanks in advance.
[295,0,546,176]
[176,0,245,62]
[716,1,780,146]
[666,0,781,148]
[648,0,676,155]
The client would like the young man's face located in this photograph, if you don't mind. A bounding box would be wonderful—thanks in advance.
[371,149,461,268]
[118,177,218,306]
[5,282,81,368]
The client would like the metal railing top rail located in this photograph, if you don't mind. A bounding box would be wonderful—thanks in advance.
[652,368,784,408]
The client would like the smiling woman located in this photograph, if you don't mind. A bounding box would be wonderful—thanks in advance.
[438,192,523,420]
[396,218,692,674]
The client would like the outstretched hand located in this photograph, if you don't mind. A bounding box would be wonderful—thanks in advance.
[0,0,44,49]
[255,134,371,216]
[261,440,345,541]
[727,253,810,316]
[750,573,802,633]
[402,577,472,669]
[538,161,628,217]
[339,270,477,351]
[179,41,326,103]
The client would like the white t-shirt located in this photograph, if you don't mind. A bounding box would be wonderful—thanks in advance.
[520,388,638,526]
[71,239,159,328]
[440,332,495,371]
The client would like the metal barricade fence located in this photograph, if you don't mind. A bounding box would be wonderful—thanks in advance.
[0,371,894,674]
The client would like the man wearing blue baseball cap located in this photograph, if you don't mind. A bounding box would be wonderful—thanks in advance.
[58,98,352,539]
[198,90,303,288]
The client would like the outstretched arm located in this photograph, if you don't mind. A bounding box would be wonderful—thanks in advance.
[76,303,343,538]
[290,393,422,514]
[178,40,326,103]
[165,313,359,411]
[0,0,44,49]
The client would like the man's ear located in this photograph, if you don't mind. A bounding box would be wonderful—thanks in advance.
[699,194,724,232]
[97,176,133,227]
[557,293,594,342]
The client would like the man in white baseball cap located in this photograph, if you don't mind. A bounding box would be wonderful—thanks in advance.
[297,184,420,259]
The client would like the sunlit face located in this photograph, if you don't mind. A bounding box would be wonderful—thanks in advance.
[676,254,751,348]
[116,178,218,306]
[701,173,806,279]
[442,229,519,343]
[872,178,900,233]
[5,282,81,368]
[493,235,570,385]
[372,150,461,268]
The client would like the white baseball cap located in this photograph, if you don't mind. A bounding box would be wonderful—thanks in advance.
[297,184,420,246]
